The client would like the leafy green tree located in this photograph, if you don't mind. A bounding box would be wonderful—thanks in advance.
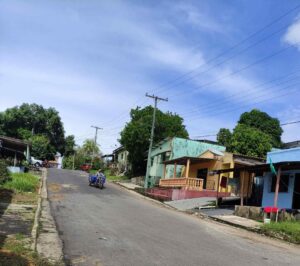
[238,109,282,147]
[217,128,232,149]
[64,135,76,156]
[63,139,103,170]
[30,135,55,160]
[82,139,99,157]
[230,124,272,158]
[120,106,188,175]
[0,103,66,158]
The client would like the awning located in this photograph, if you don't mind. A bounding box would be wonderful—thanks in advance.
[216,161,300,174]
[163,156,214,165]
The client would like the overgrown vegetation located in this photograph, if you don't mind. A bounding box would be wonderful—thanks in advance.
[1,234,62,266]
[261,221,300,244]
[63,139,104,170]
[0,160,10,184]
[1,173,39,192]
[104,169,130,182]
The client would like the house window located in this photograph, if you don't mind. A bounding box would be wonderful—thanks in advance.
[270,174,289,193]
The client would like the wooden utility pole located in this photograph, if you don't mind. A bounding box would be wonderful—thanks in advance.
[274,167,282,207]
[144,93,168,188]
[91,125,102,165]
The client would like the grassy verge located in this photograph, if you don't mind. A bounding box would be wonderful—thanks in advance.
[261,221,300,244]
[0,173,40,204]
[104,170,130,182]
[2,173,39,193]
[0,234,62,266]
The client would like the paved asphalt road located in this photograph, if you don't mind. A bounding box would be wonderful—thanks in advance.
[47,169,300,266]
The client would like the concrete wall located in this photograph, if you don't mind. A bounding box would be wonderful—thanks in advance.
[262,171,297,209]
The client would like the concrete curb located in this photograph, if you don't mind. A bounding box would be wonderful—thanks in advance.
[200,213,261,233]
[31,168,45,250]
[35,169,65,264]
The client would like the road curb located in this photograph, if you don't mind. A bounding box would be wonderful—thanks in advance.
[31,168,45,250]
[35,169,65,265]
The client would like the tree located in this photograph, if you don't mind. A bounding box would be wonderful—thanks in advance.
[230,124,272,158]
[217,128,232,148]
[238,109,282,147]
[64,135,76,157]
[120,106,188,175]
[0,103,66,158]
[30,135,55,160]
[82,139,99,157]
[63,139,103,170]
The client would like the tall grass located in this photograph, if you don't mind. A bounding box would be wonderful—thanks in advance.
[261,221,300,244]
[2,173,39,192]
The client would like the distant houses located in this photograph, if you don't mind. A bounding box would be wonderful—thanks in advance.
[112,146,131,174]
[144,136,300,211]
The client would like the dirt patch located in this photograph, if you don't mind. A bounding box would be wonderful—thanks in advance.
[0,189,38,205]
[49,194,64,202]
[48,183,62,193]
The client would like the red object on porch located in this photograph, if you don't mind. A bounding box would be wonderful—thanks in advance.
[263,206,279,213]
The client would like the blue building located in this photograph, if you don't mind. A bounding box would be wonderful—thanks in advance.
[261,147,300,209]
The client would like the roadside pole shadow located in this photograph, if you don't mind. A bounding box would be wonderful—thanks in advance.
[0,188,31,265]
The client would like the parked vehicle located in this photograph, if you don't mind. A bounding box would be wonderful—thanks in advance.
[31,156,43,167]
[80,163,92,172]
[88,172,106,189]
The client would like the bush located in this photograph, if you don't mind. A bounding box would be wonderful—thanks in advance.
[0,159,10,184]
[3,173,39,192]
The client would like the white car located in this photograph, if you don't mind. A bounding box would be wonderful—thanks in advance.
[31,156,43,167]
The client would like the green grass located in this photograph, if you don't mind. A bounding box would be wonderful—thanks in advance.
[261,221,300,244]
[104,169,130,182]
[1,234,63,266]
[1,173,39,192]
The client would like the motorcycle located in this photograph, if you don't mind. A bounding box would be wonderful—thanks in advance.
[88,173,106,189]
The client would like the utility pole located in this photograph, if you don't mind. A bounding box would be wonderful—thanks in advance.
[144,93,168,189]
[91,125,102,146]
[91,125,103,164]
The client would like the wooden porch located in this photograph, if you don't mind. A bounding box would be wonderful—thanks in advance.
[159,177,204,191]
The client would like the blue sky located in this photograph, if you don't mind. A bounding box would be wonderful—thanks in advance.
[1,0,300,153]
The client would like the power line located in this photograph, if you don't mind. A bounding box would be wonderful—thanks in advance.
[281,120,300,126]
[179,69,300,115]
[97,3,300,130]
[182,82,300,121]
[149,3,300,96]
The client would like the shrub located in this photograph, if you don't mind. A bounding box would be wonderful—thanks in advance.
[0,159,10,184]
[3,173,39,192]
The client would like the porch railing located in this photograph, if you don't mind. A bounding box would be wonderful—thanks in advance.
[206,180,215,190]
[159,177,203,191]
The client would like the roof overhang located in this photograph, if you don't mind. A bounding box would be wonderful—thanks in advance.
[216,161,300,174]
[163,156,215,165]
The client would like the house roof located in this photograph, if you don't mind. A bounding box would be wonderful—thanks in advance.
[113,146,125,154]
[200,148,224,157]
[233,153,265,166]
[0,135,30,159]
[216,161,300,174]
[163,156,214,165]
[0,135,30,148]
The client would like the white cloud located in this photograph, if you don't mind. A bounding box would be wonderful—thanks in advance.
[283,15,300,50]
